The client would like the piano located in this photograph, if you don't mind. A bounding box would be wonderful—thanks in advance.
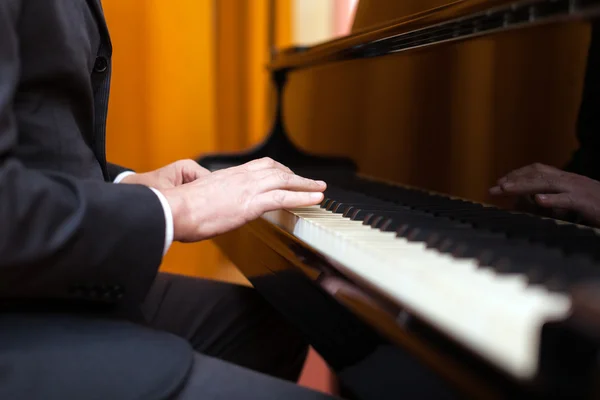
[198,1,600,398]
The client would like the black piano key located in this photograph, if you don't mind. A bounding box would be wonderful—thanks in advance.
[365,212,411,228]
[432,234,570,285]
[370,216,387,229]
[331,203,349,213]
[363,213,377,225]
[379,218,400,232]
[325,201,339,211]
[561,256,600,286]
[334,202,383,214]
[368,212,443,231]
[348,208,372,221]
[362,211,421,226]
[326,199,391,213]
[498,248,564,280]
[329,200,348,211]
[526,264,552,285]
[384,214,459,233]
[415,203,484,213]
[405,227,437,242]
[321,191,398,214]
[543,274,569,293]
[419,228,521,261]
[321,198,334,209]
[343,207,359,219]
[319,179,600,295]
[398,225,472,249]
[349,208,407,222]
[445,209,600,260]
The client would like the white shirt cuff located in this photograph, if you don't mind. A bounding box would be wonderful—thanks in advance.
[149,188,174,257]
[113,171,174,257]
[113,170,136,184]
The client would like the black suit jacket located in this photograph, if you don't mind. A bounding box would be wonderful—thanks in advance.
[0,1,192,398]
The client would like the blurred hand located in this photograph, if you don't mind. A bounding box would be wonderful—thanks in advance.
[160,157,327,242]
[489,163,600,227]
[121,159,210,190]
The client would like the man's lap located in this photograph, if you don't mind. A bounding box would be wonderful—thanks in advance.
[0,274,328,399]
[141,272,308,382]
[141,272,338,398]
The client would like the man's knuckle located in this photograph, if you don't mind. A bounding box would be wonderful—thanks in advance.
[273,191,286,205]
[243,197,259,218]
[261,157,275,167]
[248,170,264,182]
[532,163,548,172]
[238,188,251,207]
[278,171,291,183]
[542,175,554,187]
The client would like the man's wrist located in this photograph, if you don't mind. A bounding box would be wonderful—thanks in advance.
[113,171,136,184]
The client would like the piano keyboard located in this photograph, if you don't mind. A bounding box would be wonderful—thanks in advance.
[261,177,600,381]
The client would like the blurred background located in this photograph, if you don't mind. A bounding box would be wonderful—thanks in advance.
[102,0,359,395]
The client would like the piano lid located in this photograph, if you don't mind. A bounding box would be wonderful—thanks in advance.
[350,0,463,33]
[270,0,600,71]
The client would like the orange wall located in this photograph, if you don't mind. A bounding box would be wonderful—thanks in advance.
[215,0,271,151]
[102,1,149,171]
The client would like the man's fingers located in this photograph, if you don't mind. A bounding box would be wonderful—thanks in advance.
[534,193,577,210]
[489,185,504,195]
[256,170,326,193]
[181,160,211,182]
[252,190,325,213]
[490,176,566,195]
[496,163,560,186]
[534,192,600,226]
[490,167,575,196]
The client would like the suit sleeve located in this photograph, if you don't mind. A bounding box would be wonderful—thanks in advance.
[0,2,165,304]
[107,162,132,181]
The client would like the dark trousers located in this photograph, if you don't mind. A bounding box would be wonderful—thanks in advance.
[142,273,337,399]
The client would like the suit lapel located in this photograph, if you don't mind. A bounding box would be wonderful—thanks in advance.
[86,0,112,50]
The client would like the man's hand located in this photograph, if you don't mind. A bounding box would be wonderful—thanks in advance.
[489,163,600,227]
[121,159,210,189]
[161,157,327,242]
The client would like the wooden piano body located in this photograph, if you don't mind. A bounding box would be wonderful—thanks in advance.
[199,1,600,398]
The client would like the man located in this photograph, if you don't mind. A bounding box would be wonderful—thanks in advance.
[0,1,336,399]
[490,21,600,228]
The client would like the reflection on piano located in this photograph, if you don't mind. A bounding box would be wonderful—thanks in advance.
[199,1,600,398]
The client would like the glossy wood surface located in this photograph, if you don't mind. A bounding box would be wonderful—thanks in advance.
[351,0,464,32]
[281,20,590,208]
[270,0,600,70]
[270,0,509,69]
